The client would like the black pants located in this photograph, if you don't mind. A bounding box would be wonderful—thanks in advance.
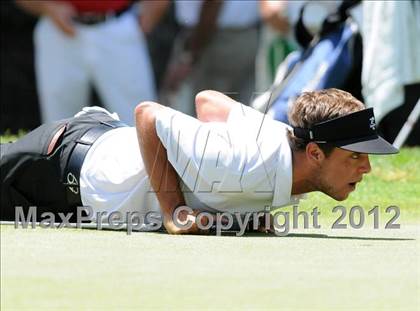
[0,111,126,221]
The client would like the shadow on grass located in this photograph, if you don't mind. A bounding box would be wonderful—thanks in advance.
[1,223,415,241]
[228,232,415,241]
[143,228,416,241]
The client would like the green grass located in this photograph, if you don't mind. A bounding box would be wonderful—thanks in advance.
[0,131,25,144]
[1,138,419,310]
[1,225,419,310]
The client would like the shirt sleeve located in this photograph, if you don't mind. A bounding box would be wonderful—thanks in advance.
[155,105,281,198]
[227,101,267,128]
[155,106,239,193]
[226,103,286,193]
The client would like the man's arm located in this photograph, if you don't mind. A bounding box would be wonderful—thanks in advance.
[259,0,289,34]
[185,0,223,62]
[135,102,208,234]
[195,90,238,122]
[138,0,170,35]
[135,91,244,234]
[195,92,277,234]
[163,0,223,91]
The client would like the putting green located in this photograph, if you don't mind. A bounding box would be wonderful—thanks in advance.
[1,225,419,310]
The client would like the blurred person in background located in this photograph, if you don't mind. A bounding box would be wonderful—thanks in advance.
[15,0,156,126]
[142,2,179,94]
[253,0,363,119]
[144,0,260,116]
[257,0,293,92]
[362,0,420,145]
[256,0,363,92]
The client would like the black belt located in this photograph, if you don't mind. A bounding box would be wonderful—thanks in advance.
[72,6,131,25]
[64,120,127,208]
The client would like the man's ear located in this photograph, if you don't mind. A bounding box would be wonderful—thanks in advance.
[305,142,325,165]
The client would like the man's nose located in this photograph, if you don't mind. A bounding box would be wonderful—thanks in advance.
[360,156,372,174]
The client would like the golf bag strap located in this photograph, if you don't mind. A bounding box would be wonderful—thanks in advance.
[295,0,362,49]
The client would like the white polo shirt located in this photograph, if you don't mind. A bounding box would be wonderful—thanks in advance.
[80,103,303,226]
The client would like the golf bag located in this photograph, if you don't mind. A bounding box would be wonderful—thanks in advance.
[262,0,363,123]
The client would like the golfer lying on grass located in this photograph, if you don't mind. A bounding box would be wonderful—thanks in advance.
[0,88,398,234]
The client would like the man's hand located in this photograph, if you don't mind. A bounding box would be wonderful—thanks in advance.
[163,208,211,235]
[256,214,275,234]
[44,1,77,37]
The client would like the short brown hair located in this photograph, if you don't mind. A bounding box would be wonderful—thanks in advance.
[287,88,365,155]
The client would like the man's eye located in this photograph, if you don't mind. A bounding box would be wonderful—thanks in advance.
[351,153,360,159]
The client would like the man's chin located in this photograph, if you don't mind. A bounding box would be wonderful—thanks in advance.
[334,195,348,201]
[325,191,350,201]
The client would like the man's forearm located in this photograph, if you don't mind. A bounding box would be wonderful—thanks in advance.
[185,0,223,62]
[139,0,171,35]
[135,102,185,220]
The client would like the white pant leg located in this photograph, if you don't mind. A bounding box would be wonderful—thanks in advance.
[34,18,90,122]
[86,12,156,125]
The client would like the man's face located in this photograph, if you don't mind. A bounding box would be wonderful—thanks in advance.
[315,148,372,201]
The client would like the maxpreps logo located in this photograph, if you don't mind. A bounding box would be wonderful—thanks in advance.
[369,116,376,131]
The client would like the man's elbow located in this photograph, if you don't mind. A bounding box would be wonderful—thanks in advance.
[195,90,215,121]
[195,89,211,107]
[135,101,161,125]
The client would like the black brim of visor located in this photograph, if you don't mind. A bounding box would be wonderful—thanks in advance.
[336,136,399,155]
